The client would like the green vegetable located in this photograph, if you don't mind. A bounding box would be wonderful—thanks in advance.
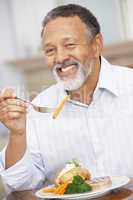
[72,175,84,185]
[76,183,92,193]
[65,183,78,194]
[65,175,92,194]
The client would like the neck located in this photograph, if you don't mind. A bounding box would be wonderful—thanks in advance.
[68,58,101,105]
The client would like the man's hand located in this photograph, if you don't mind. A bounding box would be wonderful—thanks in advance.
[0,88,29,168]
[0,88,28,135]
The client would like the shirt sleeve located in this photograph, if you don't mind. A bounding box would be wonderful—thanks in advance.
[0,110,46,193]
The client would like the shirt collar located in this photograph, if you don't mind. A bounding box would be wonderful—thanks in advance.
[96,56,120,97]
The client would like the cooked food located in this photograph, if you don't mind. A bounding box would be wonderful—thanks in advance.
[43,175,92,195]
[86,176,112,190]
[43,182,68,195]
[42,160,112,195]
[52,95,70,119]
[55,159,91,185]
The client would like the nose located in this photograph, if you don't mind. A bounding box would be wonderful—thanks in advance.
[54,46,69,64]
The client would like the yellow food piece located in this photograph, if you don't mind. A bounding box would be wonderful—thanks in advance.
[54,183,68,194]
[52,95,70,119]
[42,187,56,193]
[43,183,68,195]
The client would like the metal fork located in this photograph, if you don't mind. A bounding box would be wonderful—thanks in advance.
[16,97,54,113]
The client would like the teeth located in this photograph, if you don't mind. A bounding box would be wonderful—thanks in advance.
[61,65,75,72]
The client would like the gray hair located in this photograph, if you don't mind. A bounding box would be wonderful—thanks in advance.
[41,4,101,39]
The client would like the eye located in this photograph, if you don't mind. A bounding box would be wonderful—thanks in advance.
[65,43,77,49]
[44,48,55,56]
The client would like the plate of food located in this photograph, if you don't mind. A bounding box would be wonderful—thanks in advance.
[36,160,130,199]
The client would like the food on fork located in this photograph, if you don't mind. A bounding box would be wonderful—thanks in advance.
[52,95,70,119]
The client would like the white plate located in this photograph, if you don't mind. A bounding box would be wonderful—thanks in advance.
[35,176,130,199]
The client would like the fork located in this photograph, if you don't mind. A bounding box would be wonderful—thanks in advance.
[16,97,54,113]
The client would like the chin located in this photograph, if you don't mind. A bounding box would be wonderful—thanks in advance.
[53,66,89,91]
[62,75,86,91]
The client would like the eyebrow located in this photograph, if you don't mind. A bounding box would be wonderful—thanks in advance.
[43,43,54,48]
[44,37,77,47]
[63,37,77,41]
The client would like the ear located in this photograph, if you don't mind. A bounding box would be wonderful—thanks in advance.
[92,33,103,58]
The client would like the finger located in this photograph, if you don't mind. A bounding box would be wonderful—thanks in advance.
[0,107,27,122]
[3,111,25,120]
[0,88,16,99]
[0,104,27,115]
[0,99,28,109]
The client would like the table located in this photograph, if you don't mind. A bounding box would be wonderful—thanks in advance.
[6,178,133,200]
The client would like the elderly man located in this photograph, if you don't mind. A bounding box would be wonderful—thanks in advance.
[0,4,133,193]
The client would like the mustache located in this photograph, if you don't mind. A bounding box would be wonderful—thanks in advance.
[54,60,79,70]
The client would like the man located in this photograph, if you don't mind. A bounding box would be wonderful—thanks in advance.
[0,4,133,193]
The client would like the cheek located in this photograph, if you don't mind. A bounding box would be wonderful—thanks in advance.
[82,51,95,67]
[45,57,55,71]
[78,51,93,69]
[77,53,91,66]
[74,47,92,63]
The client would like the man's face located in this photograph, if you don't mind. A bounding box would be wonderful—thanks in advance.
[42,16,101,91]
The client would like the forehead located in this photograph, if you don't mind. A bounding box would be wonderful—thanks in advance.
[42,16,89,45]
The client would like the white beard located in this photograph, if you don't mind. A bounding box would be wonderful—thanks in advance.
[53,61,92,91]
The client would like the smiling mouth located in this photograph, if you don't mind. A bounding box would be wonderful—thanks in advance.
[56,64,78,77]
